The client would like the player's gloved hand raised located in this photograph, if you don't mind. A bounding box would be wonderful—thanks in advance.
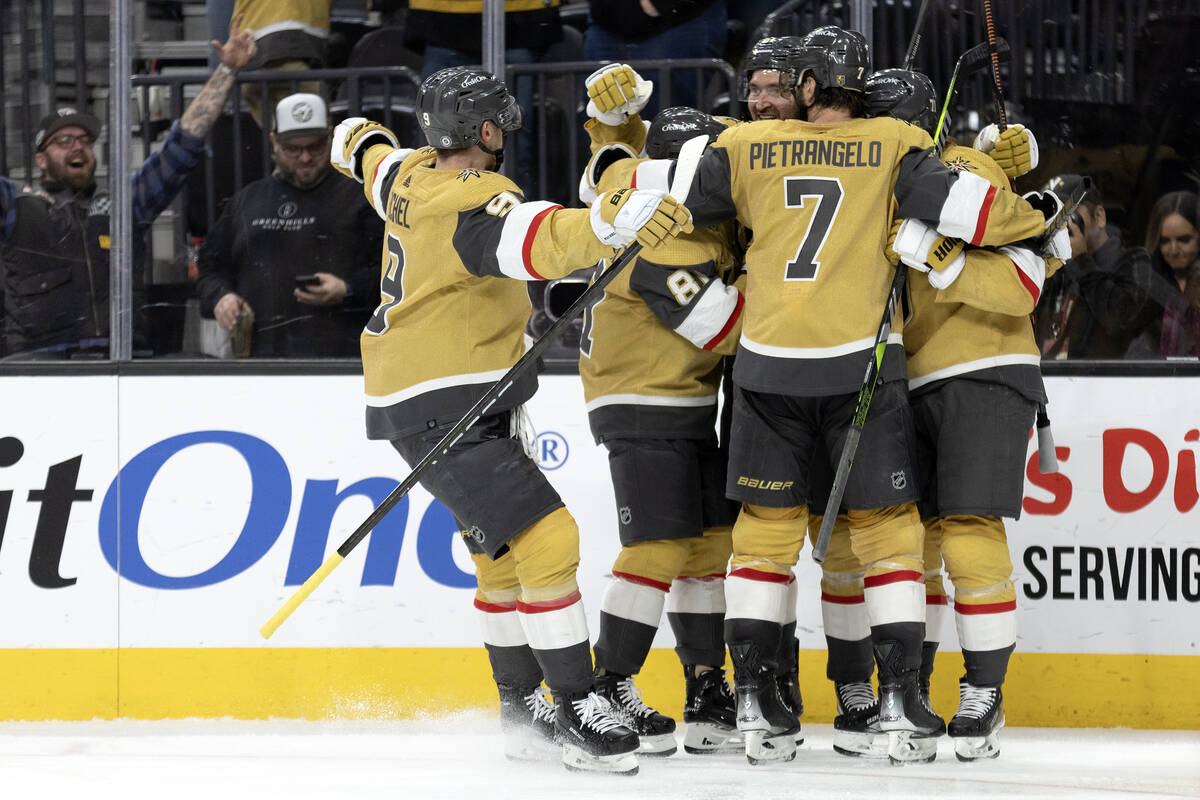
[1044,225,1071,261]
[974,123,1039,179]
[892,218,966,275]
[585,64,653,126]
[591,188,693,248]
[331,117,399,182]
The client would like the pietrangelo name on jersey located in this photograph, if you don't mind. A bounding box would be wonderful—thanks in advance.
[748,139,883,171]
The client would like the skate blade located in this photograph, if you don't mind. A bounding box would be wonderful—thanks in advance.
[683,722,744,755]
[504,729,559,763]
[951,712,1004,761]
[744,730,798,765]
[636,732,678,757]
[561,743,639,775]
[832,730,889,759]
[886,731,939,765]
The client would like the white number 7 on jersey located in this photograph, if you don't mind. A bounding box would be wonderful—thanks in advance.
[784,176,844,281]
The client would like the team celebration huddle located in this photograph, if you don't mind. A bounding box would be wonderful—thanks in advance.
[322,21,1069,777]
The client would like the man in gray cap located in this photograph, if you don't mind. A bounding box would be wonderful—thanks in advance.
[0,17,257,359]
[195,93,382,358]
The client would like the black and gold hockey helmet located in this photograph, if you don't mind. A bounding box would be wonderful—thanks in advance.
[737,36,807,102]
[797,25,871,93]
[416,66,522,150]
[865,68,938,135]
[645,107,728,159]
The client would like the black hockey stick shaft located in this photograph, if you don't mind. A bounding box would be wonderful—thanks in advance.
[812,263,908,564]
[903,0,936,71]
[982,0,1008,130]
[261,242,643,637]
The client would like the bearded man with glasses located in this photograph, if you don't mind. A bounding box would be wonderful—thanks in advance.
[0,17,257,359]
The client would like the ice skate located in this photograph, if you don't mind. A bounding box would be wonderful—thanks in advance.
[498,684,559,762]
[593,671,677,756]
[729,642,800,765]
[873,639,945,765]
[948,679,1004,761]
[682,665,743,755]
[776,650,806,745]
[556,690,640,775]
[831,681,888,759]
[885,676,939,764]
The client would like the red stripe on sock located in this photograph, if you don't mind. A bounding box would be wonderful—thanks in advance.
[863,570,923,588]
[612,570,672,593]
[955,599,1017,615]
[517,589,582,614]
[821,592,865,605]
[473,598,517,614]
[729,567,792,584]
[926,594,949,605]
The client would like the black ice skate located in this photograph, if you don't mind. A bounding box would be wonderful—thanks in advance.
[682,665,743,755]
[777,652,806,745]
[498,683,558,762]
[729,642,800,765]
[556,690,640,775]
[885,675,939,764]
[948,679,1004,761]
[873,639,945,765]
[593,672,677,756]
[832,681,888,759]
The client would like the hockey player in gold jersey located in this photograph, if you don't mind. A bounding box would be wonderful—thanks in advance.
[621,26,1059,764]
[329,66,692,775]
[576,86,746,756]
[868,67,1069,762]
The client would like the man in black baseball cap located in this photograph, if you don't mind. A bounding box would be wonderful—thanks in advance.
[33,108,103,191]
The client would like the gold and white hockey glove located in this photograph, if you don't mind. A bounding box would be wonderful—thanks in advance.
[591,188,693,248]
[893,218,966,278]
[331,117,399,182]
[585,63,653,126]
[1022,189,1066,233]
[974,123,1039,179]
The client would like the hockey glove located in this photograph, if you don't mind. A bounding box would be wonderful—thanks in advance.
[591,188,693,248]
[974,123,1039,179]
[585,64,653,126]
[331,117,399,183]
[1022,189,1065,228]
[1045,226,1072,261]
[892,218,966,275]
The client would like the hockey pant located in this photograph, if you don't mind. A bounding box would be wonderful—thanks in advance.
[727,502,926,675]
[594,528,732,676]
[472,506,594,694]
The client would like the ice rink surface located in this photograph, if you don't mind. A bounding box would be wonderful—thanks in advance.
[0,715,1196,800]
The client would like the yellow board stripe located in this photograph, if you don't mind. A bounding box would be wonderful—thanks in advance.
[0,649,1195,729]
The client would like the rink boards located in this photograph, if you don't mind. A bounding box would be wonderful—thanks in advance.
[0,372,1195,727]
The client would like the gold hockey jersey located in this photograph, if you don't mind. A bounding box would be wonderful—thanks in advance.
[904,145,1057,402]
[355,144,614,439]
[580,157,744,441]
[646,116,1049,397]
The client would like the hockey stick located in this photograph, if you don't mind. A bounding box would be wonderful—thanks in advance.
[931,39,1008,152]
[812,264,907,565]
[902,0,937,71]
[982,0,1008,130]
[811,42,1008,565]
[260,136,709,638]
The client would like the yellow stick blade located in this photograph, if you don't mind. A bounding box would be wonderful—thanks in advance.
[259,552,345,639]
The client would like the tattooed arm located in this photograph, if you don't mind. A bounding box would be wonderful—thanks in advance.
[179,13,257,139]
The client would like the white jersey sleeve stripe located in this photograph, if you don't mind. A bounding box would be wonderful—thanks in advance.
[675,280,743,350]
[369,149,413,220]
[1001,245,1046,303]
[937,170,996,244]
[496,200,562,281]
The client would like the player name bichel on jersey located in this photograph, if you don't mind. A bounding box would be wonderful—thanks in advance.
[747,138,883,171]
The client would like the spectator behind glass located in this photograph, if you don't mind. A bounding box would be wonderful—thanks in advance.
[233,0,332,129]
[407,0,565,195]
[584,0,728,119]
[1032,174,1154,359]
[1125,191,1200,359]
[195,93,382,358]
[0,20,257,360]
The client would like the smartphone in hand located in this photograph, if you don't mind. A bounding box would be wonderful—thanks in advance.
[295,274,321,289]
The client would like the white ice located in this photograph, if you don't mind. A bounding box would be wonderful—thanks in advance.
[1,716,1196,800]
